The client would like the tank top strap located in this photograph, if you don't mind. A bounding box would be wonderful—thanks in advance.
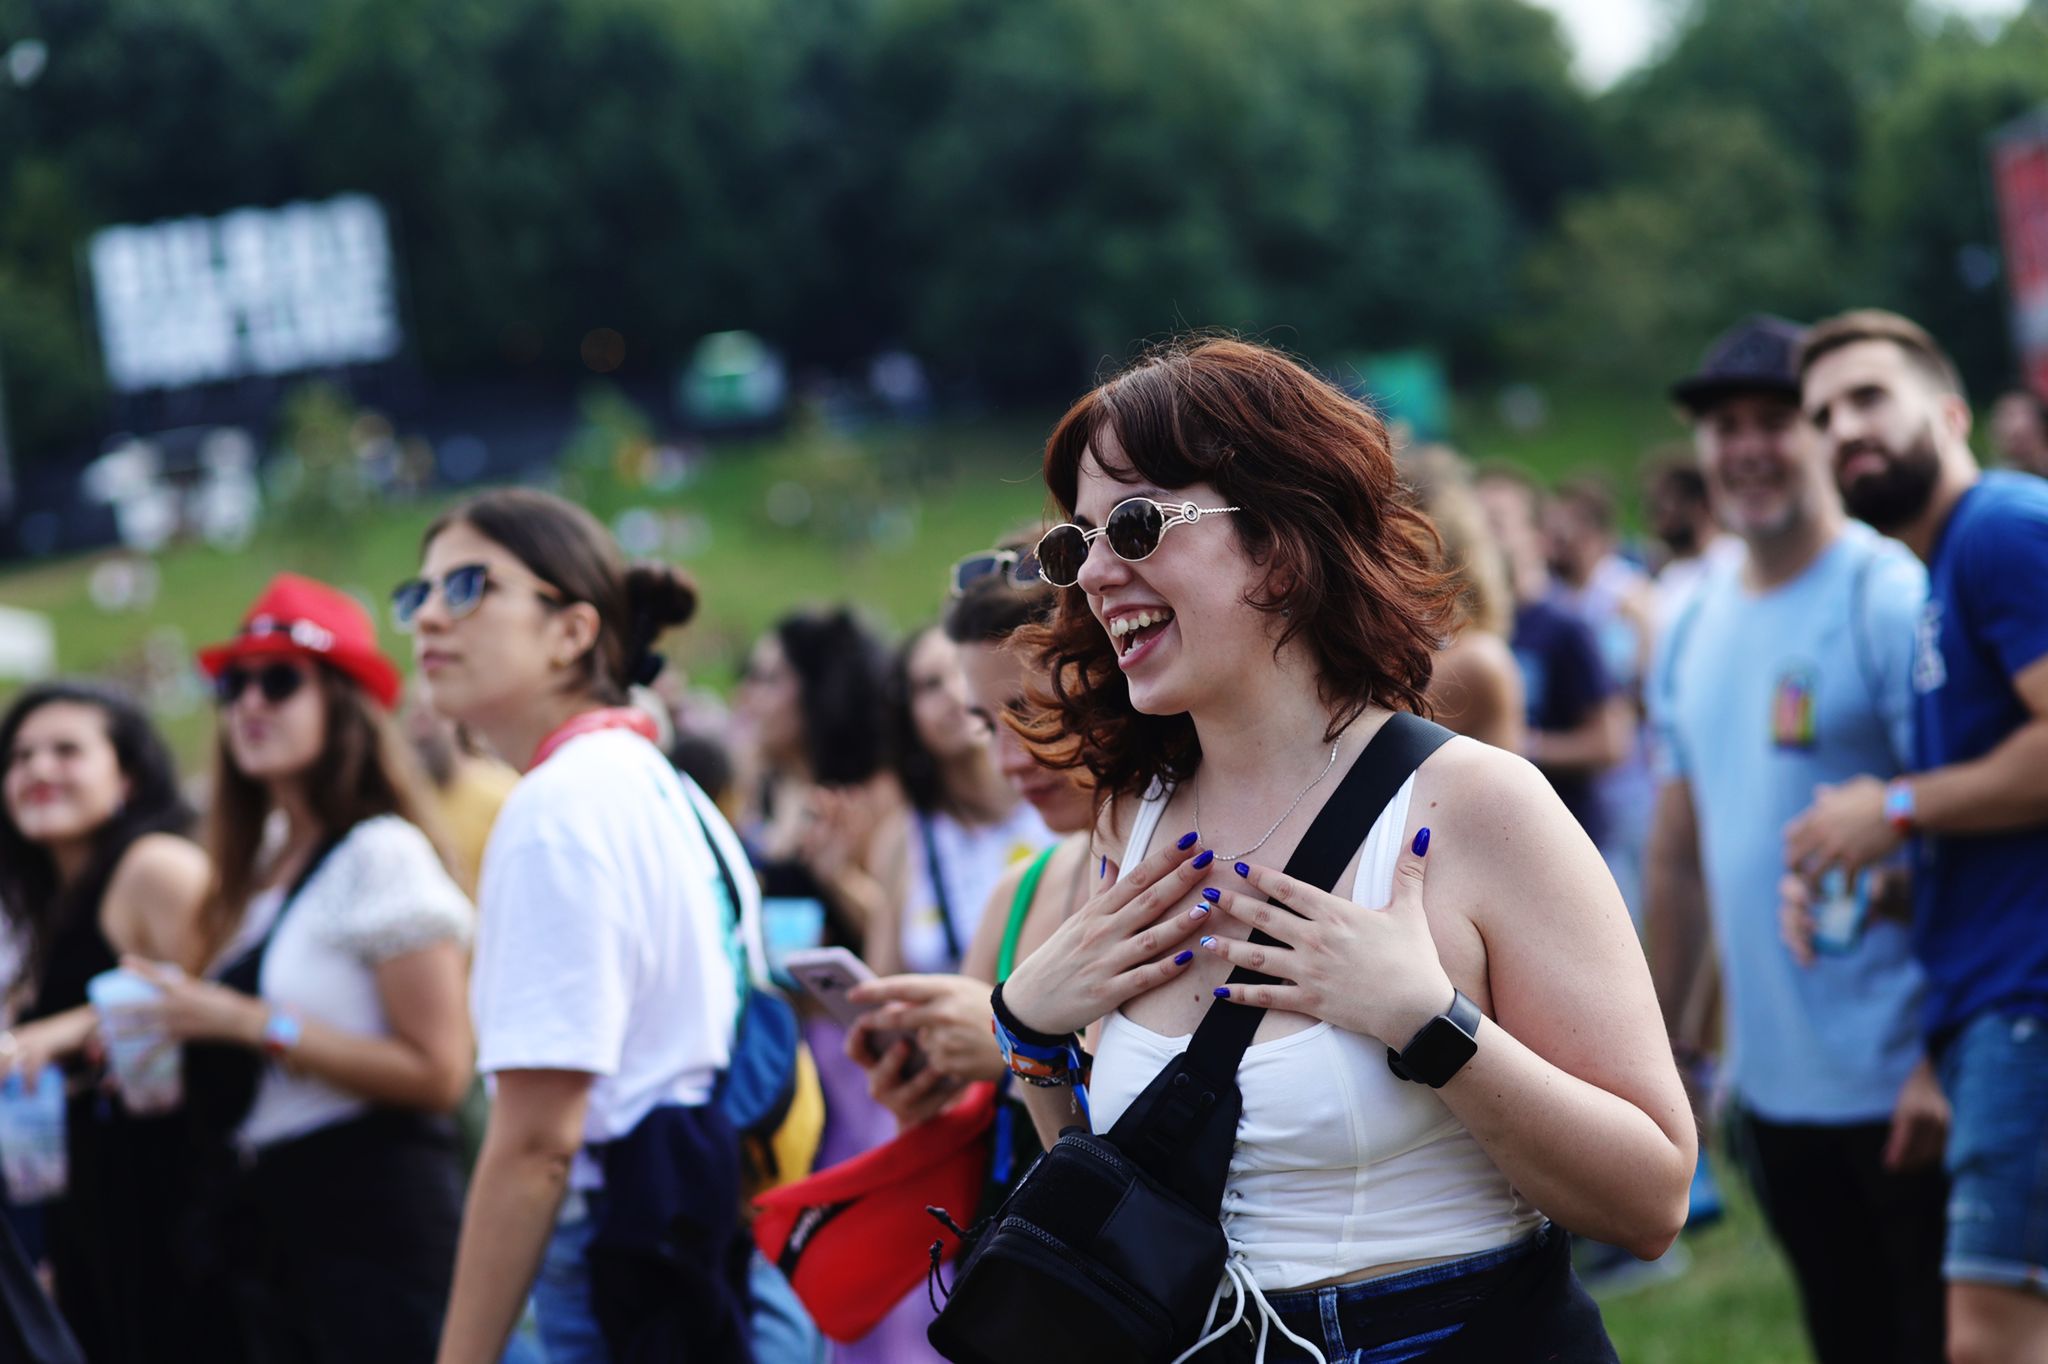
[997,844,1058,983]
[1116,778,1173,878]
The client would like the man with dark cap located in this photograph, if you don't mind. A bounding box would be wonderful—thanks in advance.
[1788,310,2048,1364]
[1646,315,1946,1364]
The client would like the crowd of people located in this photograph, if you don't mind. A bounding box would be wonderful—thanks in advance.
[0,315,2041,1364]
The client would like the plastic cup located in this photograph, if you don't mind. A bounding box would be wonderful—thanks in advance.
[87,967,184,1115]
[0,1065,69,1203]
[1812,869,1869,956]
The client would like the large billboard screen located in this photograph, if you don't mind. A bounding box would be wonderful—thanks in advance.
[87,194,402,393]
[1993,111,2048,399]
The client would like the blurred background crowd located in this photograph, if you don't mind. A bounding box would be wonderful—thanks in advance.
[3,0,2048,1361]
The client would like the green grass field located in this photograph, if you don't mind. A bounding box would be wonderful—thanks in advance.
[2,379,1686,743]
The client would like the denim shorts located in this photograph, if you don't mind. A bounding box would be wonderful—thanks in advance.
[524,1190,828,1364]
[1936,1010,2048,1294]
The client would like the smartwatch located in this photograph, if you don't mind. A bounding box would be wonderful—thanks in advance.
[1387,989,1482,1089]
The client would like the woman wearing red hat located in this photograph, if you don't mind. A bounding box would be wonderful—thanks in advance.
[131,572,474,1363]
[412,490,757,1364]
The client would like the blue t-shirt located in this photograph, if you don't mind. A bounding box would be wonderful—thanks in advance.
[1912,471,2048,1041]
[1651,525,1927,1122]
[1512,599,1611,845]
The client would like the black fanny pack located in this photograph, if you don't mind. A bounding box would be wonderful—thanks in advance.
[927,714,1452,1364]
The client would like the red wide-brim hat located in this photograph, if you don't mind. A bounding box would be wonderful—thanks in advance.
[196,572,402,710]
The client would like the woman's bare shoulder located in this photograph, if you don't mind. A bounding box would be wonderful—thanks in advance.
[1417,735,1618,928]
[1415,737,1584,861]
[107,833,210,903]
[102,833,211,945]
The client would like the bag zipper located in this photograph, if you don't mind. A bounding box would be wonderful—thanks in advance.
[998,1217,1174,1327]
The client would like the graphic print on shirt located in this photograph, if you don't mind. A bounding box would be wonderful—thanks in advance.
[1770,666,1818,751]
[1913,599,1947,695]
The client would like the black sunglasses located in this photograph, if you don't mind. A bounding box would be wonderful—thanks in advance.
[1034,497,1240,589]
[215,662,308,707]
[390,563,563,631]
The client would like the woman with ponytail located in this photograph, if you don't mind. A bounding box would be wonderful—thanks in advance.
[414,490,760,1364]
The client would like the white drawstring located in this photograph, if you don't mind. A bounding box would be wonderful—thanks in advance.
[1168,1253,1328,1364]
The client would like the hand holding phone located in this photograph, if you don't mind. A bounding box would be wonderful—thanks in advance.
[783,947,929,1077]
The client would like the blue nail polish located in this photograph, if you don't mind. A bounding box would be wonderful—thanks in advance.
[1213,987,1231,999]
[1412,827,1431,857]
[1192,849,1214,869]
[1098,855,1107,878]
[1173,950,1194,965]
[1234,861,1250,877]
[1177,831,1199,850]
[1187,905,1209,921]
[1202,887,1221,903]
[1200,935,1217,949]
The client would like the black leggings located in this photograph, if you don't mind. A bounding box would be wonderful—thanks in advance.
[228,1110,464,1364]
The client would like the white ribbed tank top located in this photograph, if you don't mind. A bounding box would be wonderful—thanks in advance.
[1090,762,1540,1292]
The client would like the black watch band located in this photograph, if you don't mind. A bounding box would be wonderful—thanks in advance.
[1386,988,1482,1088]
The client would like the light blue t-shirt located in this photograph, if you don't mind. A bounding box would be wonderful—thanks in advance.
[1650,524,1927,1123]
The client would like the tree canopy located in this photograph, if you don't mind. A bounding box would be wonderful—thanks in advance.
[0,0,2044,466]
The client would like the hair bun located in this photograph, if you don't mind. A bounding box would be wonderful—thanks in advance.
[625,562,699,630]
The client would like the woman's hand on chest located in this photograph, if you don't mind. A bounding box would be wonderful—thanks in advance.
[1193,813,1491,1050]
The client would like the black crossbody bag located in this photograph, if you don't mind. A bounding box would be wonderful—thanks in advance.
[927,713,1453,1364]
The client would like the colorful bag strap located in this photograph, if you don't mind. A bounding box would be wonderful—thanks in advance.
[997,845,1058,984]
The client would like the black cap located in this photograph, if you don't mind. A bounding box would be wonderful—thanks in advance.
[1670,315,1807,413]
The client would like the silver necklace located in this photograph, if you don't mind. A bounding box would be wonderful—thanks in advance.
[1192,726,1348,862]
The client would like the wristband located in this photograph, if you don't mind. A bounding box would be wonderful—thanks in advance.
[990,984,1091,1089]
[990,981,1074,1050]
[1883,778,1917,836]
[261,1007,302,1060]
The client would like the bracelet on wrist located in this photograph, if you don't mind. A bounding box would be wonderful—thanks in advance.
[990,985,1091,1089]
[1883,778,1918,836]
[260,1007,302,1060]
[990,981,1074,1049]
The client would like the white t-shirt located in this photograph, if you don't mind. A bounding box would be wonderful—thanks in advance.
[899,802,1054,974]
[236,815,473,1149]
[472,729,748,1189]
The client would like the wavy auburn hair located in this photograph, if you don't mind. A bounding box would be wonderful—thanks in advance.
[1015,337,1457,801]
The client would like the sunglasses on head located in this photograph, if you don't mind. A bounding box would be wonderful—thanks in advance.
[1033,497,1240,589]
[390,563,562,631]
[215,662,308,707]
[947,549,1044,598]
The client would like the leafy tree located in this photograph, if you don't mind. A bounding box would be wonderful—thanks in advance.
[1859,10,2048,390]
[1515,106,1839,384]
[1607,0,1920,235]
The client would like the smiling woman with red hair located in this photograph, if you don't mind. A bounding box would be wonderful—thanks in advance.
[996,337,1692,1362]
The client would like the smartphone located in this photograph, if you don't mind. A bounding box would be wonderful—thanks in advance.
[782,947,929,1078]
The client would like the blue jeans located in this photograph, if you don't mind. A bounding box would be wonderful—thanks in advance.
[530,1191,608,1364]
[524,1190,828,1363]
[1937,1010,2048,1294]
[1203,1223,1615,1363]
